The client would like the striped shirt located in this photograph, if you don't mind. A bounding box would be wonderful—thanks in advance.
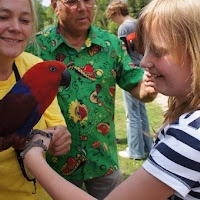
[143,110,200,200]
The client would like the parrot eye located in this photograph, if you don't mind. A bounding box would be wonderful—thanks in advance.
[50,66,56,72]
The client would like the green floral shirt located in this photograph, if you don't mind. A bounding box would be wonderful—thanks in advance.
[27,25,144,180]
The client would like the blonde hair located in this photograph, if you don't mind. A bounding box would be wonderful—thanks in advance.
[106,0,129,19]
[26,0,39,51]
[136,0,200,122]
[27,0,38,45]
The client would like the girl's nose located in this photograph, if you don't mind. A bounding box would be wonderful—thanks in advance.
[140,53,153,69]
[8,20,22,33]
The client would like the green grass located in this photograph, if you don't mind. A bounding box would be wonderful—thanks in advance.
[115,87,164,179]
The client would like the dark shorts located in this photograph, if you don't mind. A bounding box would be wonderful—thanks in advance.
[70,169,124,199]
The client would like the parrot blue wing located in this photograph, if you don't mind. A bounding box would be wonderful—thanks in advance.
[0,80,41,150]
[0,92,38,136]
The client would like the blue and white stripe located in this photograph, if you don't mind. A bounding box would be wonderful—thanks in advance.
[143,110,200,200]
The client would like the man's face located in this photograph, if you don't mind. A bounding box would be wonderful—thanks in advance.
[55,0,95,33]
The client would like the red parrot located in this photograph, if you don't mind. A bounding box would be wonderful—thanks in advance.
[126,32,143,55]
[0,61,71,151]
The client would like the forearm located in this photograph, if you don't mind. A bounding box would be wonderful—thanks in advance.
[105,167,174,200]
[24,148,96,200]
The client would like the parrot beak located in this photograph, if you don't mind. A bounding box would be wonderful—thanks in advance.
[60,69,71,88]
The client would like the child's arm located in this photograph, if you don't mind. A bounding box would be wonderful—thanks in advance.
[23,134,96,200]
[23,133,174,200]
[105,167,175,200]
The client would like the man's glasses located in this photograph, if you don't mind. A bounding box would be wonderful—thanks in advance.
[61,0,95,9]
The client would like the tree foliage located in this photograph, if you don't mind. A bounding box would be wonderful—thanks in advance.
[93,0,150,35]
[34,0,150,34]
[128,0,150,17]
[34,0,55,31]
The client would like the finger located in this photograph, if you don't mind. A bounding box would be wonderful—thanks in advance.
[50,126,67,145]
[48,141,71,156]
[51,130,71,146]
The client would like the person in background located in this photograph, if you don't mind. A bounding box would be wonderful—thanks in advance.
[24,0,200,199]
[0,0,71,199]
[106,0,152,160]
[26,0,157,199]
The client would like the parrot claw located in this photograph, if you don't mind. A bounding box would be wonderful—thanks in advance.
[19,130,52,159]
[28,129,53,141]
[20,139,47,159]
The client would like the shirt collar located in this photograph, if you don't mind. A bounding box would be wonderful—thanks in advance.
[49,24,108,52]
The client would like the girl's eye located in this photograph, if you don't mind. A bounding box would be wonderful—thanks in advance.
[153,50,163,57]
[152,48,168,57]
[0,15,8,20]
[20,18,31,24]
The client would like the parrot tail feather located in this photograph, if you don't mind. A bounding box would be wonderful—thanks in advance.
[0,137,12,151]
[0,134,27,151]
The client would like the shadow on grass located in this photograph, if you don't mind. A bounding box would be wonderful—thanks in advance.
[122,172,131,179]
[116,138,127,144]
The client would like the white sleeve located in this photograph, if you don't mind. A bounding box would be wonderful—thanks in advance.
[143,111,200,198]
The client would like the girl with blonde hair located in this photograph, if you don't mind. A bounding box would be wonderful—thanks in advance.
[24,0,200,199]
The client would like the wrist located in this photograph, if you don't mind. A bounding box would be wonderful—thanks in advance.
[23,145,45,159]
[20,139,47,159]
[23,146,46,167]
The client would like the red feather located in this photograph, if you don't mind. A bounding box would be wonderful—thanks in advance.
[0,60,70,150]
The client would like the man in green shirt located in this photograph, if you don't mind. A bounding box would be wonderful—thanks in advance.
[26,0,156,199]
